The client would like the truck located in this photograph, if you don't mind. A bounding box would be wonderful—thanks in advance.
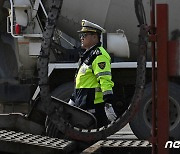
[0,0,180,146]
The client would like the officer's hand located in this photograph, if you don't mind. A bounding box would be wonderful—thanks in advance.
[104,103,117,122]
[68,99,75,106]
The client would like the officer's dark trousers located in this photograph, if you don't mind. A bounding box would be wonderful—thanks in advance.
[94,103,108,128]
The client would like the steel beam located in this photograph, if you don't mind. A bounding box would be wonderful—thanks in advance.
[156,4,169,154]
[150,0,157,153]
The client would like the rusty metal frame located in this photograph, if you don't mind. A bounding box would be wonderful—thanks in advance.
[150,0,157,153]
[156,4,169,154]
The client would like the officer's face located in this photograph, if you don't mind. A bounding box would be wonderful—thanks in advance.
[80,33,98,49]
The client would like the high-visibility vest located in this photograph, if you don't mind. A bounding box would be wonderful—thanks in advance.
[75,46,114,104]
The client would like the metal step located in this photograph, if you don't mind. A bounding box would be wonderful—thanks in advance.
[0,129,76,154]
[82,139,180,154]
[107,130,137,140]
[82,140,152,154]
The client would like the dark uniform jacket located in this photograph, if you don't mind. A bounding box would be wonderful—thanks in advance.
[71,43,114,110]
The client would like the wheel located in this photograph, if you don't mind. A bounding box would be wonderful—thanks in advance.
[46,82,74,138]
[129,82,180,139]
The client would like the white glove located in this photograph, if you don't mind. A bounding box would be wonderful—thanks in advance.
[68,99,75,106]
[105,103,117,122]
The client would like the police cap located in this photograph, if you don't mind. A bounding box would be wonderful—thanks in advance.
[78,19,106,34]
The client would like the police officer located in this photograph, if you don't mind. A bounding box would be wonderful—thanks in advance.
[68,19,117,127]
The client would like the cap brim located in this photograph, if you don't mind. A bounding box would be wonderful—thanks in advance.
[77,27,99,33]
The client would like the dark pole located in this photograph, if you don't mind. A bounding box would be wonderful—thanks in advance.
[150,0,157,153]
[156,4,169,154]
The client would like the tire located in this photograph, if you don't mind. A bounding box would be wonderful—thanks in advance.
[129,82,180,140]
[46,82,74,138]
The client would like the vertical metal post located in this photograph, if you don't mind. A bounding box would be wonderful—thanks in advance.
[156,4,169,154]
[150,0,157,153]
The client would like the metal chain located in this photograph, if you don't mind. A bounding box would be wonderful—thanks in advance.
[38,0,147,142]
[38,0,63,115]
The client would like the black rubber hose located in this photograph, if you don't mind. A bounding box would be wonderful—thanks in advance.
[134,0,147,25]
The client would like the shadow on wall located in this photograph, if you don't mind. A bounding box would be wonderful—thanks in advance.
[0,4,18,79]
[0,34,18,79]
[171,29,180,40]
